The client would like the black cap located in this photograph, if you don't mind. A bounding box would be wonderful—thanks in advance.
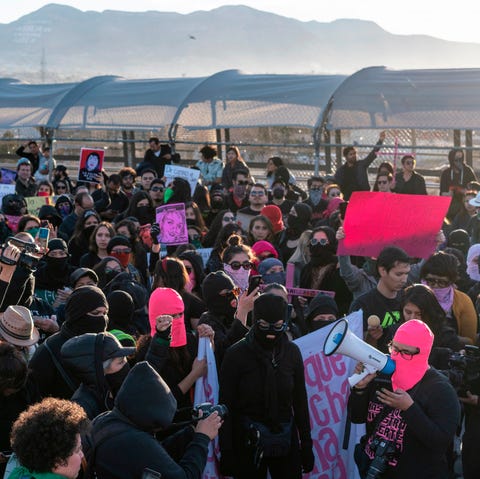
[70,268,98,287]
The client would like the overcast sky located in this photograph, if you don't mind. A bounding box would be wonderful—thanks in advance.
[4,1,480,44]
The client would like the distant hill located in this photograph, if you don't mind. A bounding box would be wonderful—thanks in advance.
[2,3,480,82]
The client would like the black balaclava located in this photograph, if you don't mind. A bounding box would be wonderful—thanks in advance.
[252,293,288,349]
[45,239,70,274]
[305,294,339,332]
[64,285,108,335]
[201,271,237,320]
[447,229,469,258]
[308,226,337,267]
[107,290,135,332]
[286,203,312,238]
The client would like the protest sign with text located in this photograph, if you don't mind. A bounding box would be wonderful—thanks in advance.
[78,148,104,183]
[155,203,188,245]
[164,164,200,195]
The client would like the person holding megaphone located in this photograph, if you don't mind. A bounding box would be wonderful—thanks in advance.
[348,319,460,479]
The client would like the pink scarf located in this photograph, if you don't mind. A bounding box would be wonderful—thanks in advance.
[421,281,454,314]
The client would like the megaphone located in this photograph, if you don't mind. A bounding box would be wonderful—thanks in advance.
[323,318,395,387]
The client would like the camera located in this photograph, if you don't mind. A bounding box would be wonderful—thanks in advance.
[191,402,228,420]
[366,437,396,479]
[0,237,41,271]
[447,345,480,396]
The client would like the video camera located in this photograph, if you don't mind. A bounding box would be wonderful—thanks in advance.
[0,236,41,271]
[447,345,480,396]
[366,437,396,479]
[191,402,228,421]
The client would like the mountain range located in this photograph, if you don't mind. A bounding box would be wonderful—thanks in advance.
[1,3,480,82]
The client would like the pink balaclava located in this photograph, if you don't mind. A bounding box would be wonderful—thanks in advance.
[148,287,186,347]
[391,319,433,391]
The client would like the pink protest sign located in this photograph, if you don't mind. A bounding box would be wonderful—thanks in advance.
[337,192,451,259]
[155,203,188,245]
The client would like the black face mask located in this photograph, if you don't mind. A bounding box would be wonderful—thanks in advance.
[46,256,69,272]
[309,319,336,332]
[253,323,285,349]
[287,214,303,232]
[208,293,236,321]
[105,362,130,397]
[83,224,96,239]
[272,187,285,199]
[309,244,336,266]
[136,205,154,224]
[105,270,120,284]
[68,313,108,335]
[211,198,225,210]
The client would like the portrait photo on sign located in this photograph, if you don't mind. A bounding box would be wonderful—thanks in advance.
[78,148,104,183]
[156,203,188,245]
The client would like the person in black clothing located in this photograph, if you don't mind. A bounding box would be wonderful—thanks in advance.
[393,155,427,195]
[15,141,42,174]
[349,319,460,479]
[198,271,250,365]
[92,173,129,222]
[267,178,296,219]
[334,131,386,200]
[61,332,135,419]
[299,225,352,316]
[58,192,95,241]
[225,170,250,213]
[136,138,180,178]
[440,148,477,196]
[89,361,222,479]
[303,176,328,224]
[350,246,411,351]
[29,285,109,399]
[219,294,314,479]
[0,343,41,477]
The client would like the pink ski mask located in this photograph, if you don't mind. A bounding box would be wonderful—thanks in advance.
[148,287,187,347]
[391,319,433,391]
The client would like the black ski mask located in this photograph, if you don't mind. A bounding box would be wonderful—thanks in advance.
[252,294,288,349]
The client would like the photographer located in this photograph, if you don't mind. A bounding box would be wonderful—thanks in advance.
[0,243,21,310]
[88,361,222,479]
[349,320,460,479]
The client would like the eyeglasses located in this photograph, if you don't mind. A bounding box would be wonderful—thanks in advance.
[388,342,420,360]
[223,216,236,222]
[424,276,451,288]
[228,261,253,270]
[310,237,329,246]
[56,185,67,190]
[237,180,249,186]
[150,187,164,192]
[250,191,265,197]
[219,287,241,298]
[377,180,388,185]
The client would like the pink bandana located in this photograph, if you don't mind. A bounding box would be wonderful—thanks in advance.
[391,319,433,391]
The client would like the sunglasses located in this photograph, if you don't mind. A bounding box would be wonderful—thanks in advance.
[424,276,451,288]
[310,238,329,246]
[228,261,253,270]
[223,216,236,222]
[329,192,341,197]
[150,187,164,192]
[219,287,241,298]
[237,180,249,186]
[250,191,265,197]
[377,180,388,185]
[56,185,67,190]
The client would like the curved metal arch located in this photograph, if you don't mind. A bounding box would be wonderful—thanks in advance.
[45,75,121,129]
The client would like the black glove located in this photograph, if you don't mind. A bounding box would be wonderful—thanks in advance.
[150,222,160,245]
[219,450,236,477]
[301,445,315,473]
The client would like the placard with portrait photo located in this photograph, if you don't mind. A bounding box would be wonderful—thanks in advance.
[78,148,104,183]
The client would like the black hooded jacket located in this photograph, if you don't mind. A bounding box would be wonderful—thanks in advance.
[90,361,210,479]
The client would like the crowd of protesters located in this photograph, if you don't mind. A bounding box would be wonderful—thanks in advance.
[0,135,478,479]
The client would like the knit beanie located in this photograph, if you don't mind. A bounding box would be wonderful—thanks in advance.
[292,203,312,225]
[261,205,284,234]
[107,235,131,254]
[65,285,108,327]
[47,238,68,253]
[201,271,236,314]
[305,293,339,322]
[107,290,135,330]
[251,240,278,260]
[148,288,186,347]
[258,257,284,276]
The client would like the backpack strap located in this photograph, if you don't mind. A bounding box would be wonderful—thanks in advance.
[44,340,77,392]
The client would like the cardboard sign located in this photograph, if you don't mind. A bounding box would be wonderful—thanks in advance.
[25,196,53,216]
[0,184,15,203]
[164,164,200,195]
[337,192,451,259]
[155,203,188,245]
[78,148,104,183]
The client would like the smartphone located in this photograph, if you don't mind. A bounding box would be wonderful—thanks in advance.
[247,275,262,295]
[339,201,348,220]
[38,227,50,250]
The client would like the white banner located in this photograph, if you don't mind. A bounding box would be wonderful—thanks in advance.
[164,164,201,195]
[195,337,223,479]
[294,311,365,479]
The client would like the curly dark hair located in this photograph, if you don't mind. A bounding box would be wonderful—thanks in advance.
[11,397,89,473]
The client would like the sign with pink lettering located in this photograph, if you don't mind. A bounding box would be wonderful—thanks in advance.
[337,192,451,259]
[155,203,188,245]
[294,311,364,479]
[194,337,223,479]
